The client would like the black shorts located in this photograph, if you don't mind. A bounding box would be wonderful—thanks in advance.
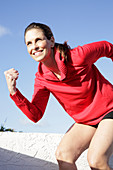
[90,111,113,128]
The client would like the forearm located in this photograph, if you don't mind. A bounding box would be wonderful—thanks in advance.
[81,41,113,64]
[10,89,43,123]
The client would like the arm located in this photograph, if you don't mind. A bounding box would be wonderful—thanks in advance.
[4,68,50,123]
[72,41,113,65]
[84,41,113,64]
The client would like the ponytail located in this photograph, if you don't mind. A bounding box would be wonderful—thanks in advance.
[55,41,70,62]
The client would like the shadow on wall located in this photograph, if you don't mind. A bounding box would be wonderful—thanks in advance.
[0,148,58,170]
[109,154,113,168]
[0,147,113,170]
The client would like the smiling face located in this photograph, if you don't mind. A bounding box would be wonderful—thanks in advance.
[25,28,55,63]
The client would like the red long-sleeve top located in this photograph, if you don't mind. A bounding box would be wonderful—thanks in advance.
[10,41,113,125]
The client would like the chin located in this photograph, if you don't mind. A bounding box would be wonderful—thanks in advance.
[35,57,46,63]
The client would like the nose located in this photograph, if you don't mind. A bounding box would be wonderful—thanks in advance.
[32,42,38,50]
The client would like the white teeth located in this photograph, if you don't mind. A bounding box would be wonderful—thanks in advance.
[34,51,41,56]
[35,52,39,55]
[33,50,43,56]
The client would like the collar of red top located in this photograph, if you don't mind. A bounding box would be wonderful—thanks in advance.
[38,47,67,81]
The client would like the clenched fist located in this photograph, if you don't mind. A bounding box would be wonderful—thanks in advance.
[4,68,19,95]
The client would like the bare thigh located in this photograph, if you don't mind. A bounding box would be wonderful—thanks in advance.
[56,123,96,163]
[88,119,113,165]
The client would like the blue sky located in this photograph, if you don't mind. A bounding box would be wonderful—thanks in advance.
[1,0,113,133]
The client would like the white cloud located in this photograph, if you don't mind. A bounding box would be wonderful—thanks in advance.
[0,25,11,37]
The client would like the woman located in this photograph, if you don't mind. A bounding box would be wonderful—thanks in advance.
[4,22,113,170]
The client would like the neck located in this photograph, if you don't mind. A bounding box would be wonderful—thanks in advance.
[41,49,61,75]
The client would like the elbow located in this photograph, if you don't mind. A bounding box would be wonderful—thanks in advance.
[32,117,40,123]
[33,119,38,123]
[32,113,43,123]
[29,107,43,123]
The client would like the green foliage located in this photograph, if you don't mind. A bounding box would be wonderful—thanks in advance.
[0,118,22,132]
[0,125,15,132]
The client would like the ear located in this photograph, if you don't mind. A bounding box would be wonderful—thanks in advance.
[50,36,55,48]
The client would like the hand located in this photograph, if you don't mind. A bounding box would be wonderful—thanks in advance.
[4,68,19,95]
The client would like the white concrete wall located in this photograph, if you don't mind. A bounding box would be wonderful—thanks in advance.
[0,132,112,170]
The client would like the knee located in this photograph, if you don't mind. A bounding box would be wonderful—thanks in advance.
[55,147,67,162]
[87,156,100,169]
[87,152,108,169]
[55,146,74,163]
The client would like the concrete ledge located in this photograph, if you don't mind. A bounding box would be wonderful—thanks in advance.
[0,132,112,170]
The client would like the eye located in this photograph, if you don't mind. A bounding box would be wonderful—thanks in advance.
[35,38,41,43]
[26,41,31,46]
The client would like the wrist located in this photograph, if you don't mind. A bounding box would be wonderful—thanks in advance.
[10,88,17,96]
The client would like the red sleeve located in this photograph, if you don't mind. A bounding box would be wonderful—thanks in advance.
[10,78,50,123]
[71,41,113,66]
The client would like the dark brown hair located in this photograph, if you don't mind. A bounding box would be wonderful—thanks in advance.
[24,22,70,61]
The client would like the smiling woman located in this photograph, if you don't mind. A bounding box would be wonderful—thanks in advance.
[4,22,113,170]
[25,28,54,63]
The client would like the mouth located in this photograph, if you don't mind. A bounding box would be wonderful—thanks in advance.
[33,50,43,56]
